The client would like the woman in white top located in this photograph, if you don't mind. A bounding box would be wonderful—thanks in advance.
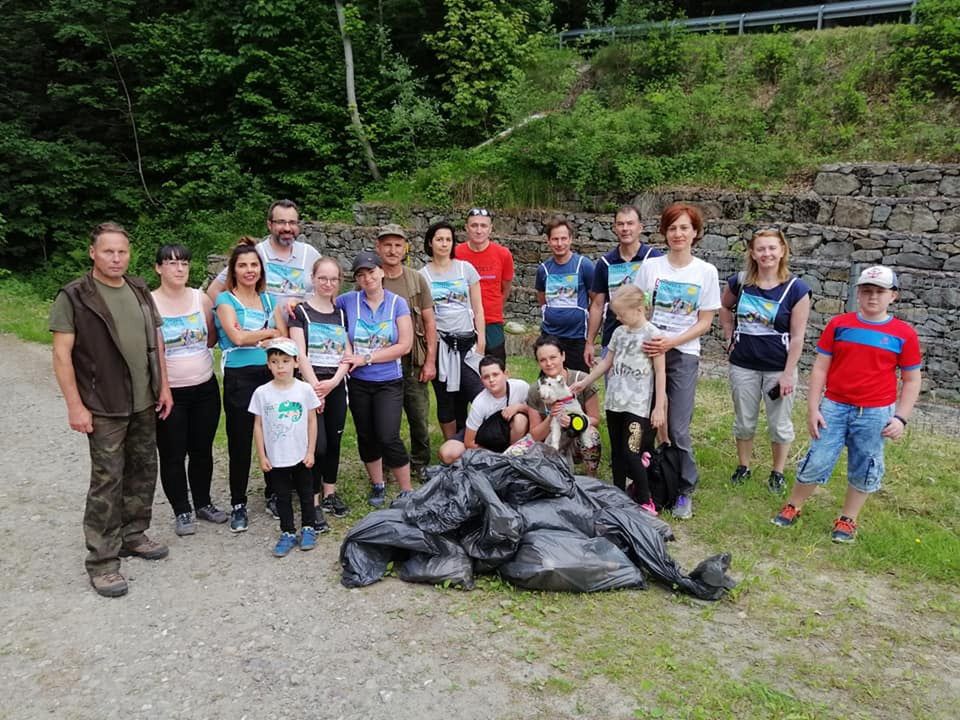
[634,203,721,519]
[152,244,226,536]
[419,221,486,439]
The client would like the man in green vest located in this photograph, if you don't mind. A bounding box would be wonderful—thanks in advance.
[49,222,174,598]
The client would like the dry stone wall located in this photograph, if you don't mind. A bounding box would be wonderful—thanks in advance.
[208,163,960,399]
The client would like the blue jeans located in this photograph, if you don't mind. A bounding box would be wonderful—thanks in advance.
[796,398,894,493]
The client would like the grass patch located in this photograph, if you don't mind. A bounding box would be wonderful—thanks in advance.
[0,276,52,344]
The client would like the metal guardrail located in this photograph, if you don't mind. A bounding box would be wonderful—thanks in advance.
[558,0,918,43]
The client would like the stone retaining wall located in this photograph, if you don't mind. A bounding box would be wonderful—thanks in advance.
[207,163,960,399]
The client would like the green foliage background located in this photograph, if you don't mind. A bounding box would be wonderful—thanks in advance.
[0,0,958,294]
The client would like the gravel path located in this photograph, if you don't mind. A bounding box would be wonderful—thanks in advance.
[0,334,634,720]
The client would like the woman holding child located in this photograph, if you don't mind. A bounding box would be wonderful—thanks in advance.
[419,221,486,438]
[152,244,225,536]
[526,335,602,476]
[288,257,352,519]
[337,250,414,508]
[719,228,811,494]
[214,237,286,532]
[633,203,721,519]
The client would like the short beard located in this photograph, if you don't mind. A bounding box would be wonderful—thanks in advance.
[273,234,295,247]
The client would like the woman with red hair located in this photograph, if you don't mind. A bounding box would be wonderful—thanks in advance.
[634,203,721,519]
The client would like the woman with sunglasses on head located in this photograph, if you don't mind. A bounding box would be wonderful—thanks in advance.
[152,244,225,537]
[214,237,286,532]
[719,228,812,494]
[634,203,721,519]
[420,221,486,439]
[337,250,414,508]
[288,257,352,520]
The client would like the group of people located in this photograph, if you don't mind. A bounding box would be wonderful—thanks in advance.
[51,199,922,598]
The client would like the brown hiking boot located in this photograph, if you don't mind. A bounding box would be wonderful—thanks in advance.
[90,572,128,597]
[119,536,169,560]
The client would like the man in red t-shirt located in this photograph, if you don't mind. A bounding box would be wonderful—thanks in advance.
[454,208,514,362]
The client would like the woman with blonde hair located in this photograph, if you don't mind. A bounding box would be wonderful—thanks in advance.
[719,227,811,494]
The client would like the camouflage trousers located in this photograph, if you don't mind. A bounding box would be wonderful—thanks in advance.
[401,358,431,471]
[84,408,158,576]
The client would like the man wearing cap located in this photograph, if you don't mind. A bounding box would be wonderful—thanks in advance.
[454,208,514,363]
[585,205,661,368]
[376,224,437,476]
[535,215,595,372]
[49,222,174,597]
[771,265,922,544]
[207,199,321,312]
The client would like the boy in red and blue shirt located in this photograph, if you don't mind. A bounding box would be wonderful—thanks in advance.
[772,266,922,542]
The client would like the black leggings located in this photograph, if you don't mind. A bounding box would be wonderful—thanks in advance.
[267,463,316,533]
[348,377,409,469]
[310,376,348,493]
[606,411,656,500]
[432,345,484,431]
[223,364,272,506]
[156,375,221,515]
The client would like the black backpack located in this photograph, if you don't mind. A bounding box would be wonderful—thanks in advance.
[647,442,684,511]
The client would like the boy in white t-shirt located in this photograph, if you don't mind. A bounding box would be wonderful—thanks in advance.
[249,339,324,557]
[437,356,530,464]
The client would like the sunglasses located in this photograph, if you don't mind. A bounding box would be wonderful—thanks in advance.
[467,208,491,217]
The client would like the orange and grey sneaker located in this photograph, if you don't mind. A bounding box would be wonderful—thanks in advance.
[831,516,858,543]
[771,503,800,527]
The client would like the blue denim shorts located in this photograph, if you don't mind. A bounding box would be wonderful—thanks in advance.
[796,397,894,494]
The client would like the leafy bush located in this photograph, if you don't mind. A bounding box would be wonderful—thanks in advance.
[894,0,960,95]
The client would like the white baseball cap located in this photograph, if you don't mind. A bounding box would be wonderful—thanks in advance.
[856,266,898,290]
[263,338,298,357]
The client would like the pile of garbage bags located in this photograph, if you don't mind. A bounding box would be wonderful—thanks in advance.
[339,444,736,599]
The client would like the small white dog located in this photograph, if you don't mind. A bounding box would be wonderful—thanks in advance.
[537,375,585,452]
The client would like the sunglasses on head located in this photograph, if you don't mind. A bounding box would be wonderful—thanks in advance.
[467,208,491,217]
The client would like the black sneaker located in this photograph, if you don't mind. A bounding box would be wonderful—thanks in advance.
[767,470,786,494]
[320,492,349,517]
[265,494,280,520]
[230,504,249,533]
[368,483,386,507]
[730,465,751,485]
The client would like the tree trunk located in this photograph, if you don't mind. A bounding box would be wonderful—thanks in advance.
[334,0,381,181]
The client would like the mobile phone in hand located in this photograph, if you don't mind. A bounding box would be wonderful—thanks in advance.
[767,385,781,401]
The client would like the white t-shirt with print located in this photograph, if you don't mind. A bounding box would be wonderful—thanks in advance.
[465,379,530,431]
[605,322,662,416]
[248,379,322,467]
[634,255,721,356]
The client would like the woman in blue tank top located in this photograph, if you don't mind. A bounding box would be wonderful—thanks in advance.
[214,237,286,532]
[719,227,812,494]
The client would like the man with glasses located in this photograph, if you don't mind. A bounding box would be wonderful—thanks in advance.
[207,199,321,311]
[453,208,514,363]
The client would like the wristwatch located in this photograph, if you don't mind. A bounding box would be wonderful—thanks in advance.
[364,352,373,366]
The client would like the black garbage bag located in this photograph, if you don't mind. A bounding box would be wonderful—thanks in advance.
[575,476,675,541]
[689,552,737,591]
[458,472,524,564]
[594,507,736,601]
[340,509,443,588]
[498,530,646,593]
[401,461,484,534]
[517,494,596,536]
[460,445,576,505]
[398,535,475,590]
